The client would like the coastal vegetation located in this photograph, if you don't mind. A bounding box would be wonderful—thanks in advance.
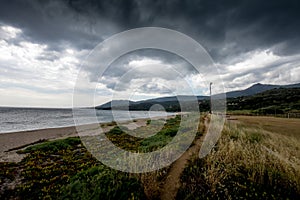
[227,88,300,115]
[0,116,184,199]
[177,117,300,199]
[0,134,145,199]
[1,113,300,199]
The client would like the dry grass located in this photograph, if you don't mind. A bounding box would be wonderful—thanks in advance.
[178,117,300,199]
[234,115,300,139]
[217,122,299,185]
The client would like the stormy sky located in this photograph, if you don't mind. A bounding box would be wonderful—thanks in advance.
[0,0,299,107]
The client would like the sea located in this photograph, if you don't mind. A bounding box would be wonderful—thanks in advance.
[0,107,172,134]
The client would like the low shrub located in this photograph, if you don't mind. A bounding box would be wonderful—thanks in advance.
[61,165,146,200]
[19,137,81,153]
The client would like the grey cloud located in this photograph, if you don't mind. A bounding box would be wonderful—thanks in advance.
[35,51,60,62]
[1,0,300,101]
[1,0,300,62]
[0,0,118,51]
[102,49,197,77]
[222,55,300,90]
[130,0,300,61]
[139,82,173,94]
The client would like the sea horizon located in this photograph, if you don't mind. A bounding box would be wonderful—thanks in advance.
[0,107,172,134]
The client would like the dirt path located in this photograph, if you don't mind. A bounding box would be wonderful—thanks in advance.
[159,117,208,200]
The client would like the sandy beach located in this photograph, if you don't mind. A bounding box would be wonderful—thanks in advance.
[0,116,175,162]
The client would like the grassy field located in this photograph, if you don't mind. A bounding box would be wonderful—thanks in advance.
[1,114,299,199]
[178,115,300,199]
[234,115,300,139]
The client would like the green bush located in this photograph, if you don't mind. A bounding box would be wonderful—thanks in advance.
[139,115,181,152]
[20,137,81,153]
[61,165,146,200]
[139,134,173,152]
[106,126,124,136]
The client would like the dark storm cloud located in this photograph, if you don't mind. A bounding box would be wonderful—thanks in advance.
[0,0,118,51]
[1,0,300,62]
[68,0,300,60]
[132,0,300,61]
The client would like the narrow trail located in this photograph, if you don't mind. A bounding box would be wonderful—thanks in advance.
[159,117,209,200]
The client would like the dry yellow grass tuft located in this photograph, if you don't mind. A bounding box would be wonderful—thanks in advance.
[178,117,300,199]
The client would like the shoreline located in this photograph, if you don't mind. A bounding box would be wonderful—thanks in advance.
[0,114,177,162]
[0,111,178,135]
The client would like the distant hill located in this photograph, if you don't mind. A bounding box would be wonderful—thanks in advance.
[96,95,209,112]
[227,87,300,114]
[137,95,207,103]
[96,100,134,110]
[96,83,300,112]
[225,83,300,98]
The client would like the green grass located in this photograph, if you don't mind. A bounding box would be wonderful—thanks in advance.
[1,136,146,199]
[18,137,81,153]
[0,116,184,199]
[104,115,182,153]
[139,115,181,152]
[61,165,145,200]
[107,125,127,135]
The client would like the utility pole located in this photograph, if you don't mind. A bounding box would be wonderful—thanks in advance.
[209,82,213,114]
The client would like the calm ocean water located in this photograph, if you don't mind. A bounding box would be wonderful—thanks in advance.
[0,107,171,133]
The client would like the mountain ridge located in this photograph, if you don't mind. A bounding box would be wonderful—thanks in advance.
[96,83,300,110]
[225,82,300,98]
